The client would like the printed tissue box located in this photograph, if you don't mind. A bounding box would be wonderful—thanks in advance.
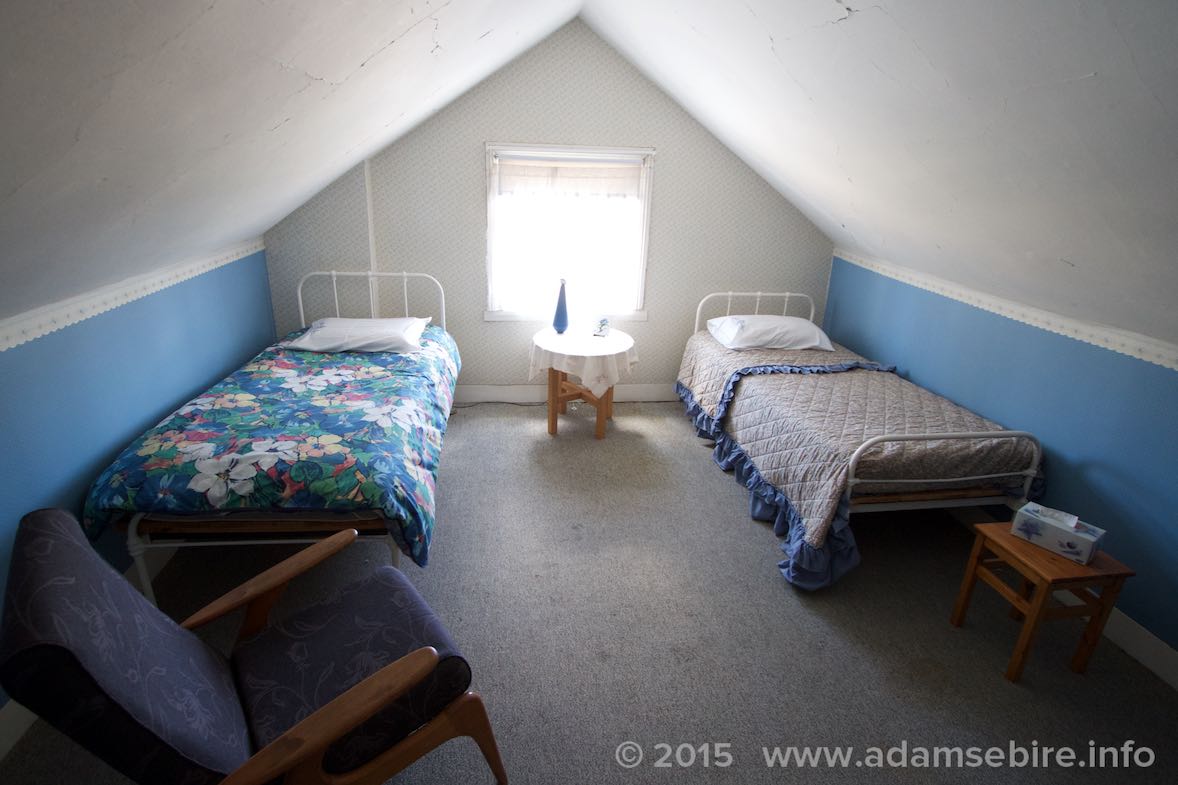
[1011,502,1106,564]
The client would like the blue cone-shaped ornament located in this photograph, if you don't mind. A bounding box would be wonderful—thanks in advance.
[553,279,569,334]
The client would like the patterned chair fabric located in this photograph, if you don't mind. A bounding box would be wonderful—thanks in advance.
[0,509,251,784]
[232,565,471,774]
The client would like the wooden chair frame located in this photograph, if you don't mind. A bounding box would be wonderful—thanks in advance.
[182,530,507,785]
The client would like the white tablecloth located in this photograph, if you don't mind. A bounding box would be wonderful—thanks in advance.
[529,327,638,397]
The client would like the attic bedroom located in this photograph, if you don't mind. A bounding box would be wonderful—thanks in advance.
[1,1,1176,783]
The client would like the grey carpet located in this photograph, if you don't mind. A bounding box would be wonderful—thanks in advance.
[2,402,1175,784]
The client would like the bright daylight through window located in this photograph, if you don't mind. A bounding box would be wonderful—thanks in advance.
[485,143,654,320]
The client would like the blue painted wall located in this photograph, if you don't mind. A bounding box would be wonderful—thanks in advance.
[824,256,1178,649]
[0,251,275,615]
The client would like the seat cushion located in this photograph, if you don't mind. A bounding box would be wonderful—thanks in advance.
[0,510,251,784]
[232,565,471,774]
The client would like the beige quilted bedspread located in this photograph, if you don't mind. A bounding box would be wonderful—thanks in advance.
[678,331,1036,548]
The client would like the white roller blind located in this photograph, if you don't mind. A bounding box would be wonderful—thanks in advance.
[486,144,654,317]
[495,157,643,198]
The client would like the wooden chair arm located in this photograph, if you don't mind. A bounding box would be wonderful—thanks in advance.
[219,646,440,785]
[182,529,358,634]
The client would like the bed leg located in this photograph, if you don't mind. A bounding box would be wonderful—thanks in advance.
[126,514,158,606]
[387,536,403,569]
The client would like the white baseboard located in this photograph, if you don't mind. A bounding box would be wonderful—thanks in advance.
[0,699,36,762]
[947,509,1178,689]
[454,383,677,404]
[1101,608,1178,689]
[1047,591,1178,690]
[454,384,545,404]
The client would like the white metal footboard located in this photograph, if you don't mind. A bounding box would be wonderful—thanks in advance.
[845,431,1042,513]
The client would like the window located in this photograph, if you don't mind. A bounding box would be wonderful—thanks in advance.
[485,143,654,320]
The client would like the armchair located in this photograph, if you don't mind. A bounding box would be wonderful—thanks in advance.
[0,509,507,784]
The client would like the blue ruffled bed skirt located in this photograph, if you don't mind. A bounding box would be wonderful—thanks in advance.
[676,380,862,589]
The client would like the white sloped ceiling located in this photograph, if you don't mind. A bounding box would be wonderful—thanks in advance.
[2,0,1176,345]
[0,0,578,321]
[583,0,1178,344]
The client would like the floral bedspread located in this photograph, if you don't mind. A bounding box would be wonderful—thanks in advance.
[83,325,460,567]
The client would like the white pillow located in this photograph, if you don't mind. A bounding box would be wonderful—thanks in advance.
[284,317,431,353]
[706,314,833,351]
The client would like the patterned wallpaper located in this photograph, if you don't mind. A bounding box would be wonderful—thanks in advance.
[264,19,833,386]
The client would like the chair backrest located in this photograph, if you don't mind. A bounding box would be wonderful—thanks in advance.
[0,509,251,784]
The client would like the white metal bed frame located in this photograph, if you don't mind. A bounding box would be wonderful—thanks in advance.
[296,270,446,329]
[694,290,815,331]
[691,291,1041,515]
[127,271,448,604]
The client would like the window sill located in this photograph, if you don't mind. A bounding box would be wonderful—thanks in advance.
[483,310,648,323]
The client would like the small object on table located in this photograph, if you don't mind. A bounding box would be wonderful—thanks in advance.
[950,522,1134,682]
[1011,501,1105,564]
[593,318,610,337]
[530,327,637,439]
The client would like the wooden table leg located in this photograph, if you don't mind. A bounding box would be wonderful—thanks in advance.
[1070,577,1125,673]
[594,388,609,439]
[950,532,986,627]
[605,386,614,419]
[547,368,559,435]
[1005,578,1052,682]
[1010,577,1033,621]
[558,371,568,414]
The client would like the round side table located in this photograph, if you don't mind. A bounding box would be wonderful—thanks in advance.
[529,327,637,438]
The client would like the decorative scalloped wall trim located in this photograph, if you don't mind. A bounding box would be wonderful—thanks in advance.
[835,249,1178,372]
[0,240,265,352]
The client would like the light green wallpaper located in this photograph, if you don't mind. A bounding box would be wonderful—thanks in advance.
[265,19,833,386]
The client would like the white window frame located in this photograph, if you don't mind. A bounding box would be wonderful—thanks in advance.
[483,142,655,322]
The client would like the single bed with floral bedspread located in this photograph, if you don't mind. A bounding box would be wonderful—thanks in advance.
[84,324,460,569]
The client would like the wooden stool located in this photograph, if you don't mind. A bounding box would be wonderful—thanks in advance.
[546,369,614,440]
[950,522,1134,682]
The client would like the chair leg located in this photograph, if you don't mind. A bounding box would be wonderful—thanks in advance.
[450,692,509,784]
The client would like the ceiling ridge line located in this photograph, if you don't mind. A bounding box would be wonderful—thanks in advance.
[0,239,265,353]
[835,248,1178,372]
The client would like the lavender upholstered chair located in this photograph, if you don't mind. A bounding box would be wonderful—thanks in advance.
[0,509,507,785]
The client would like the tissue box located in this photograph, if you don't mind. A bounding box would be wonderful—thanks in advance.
[1011,503,1106,564]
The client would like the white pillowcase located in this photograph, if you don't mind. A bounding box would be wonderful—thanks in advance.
[706,314,834,351]
[284,317,431,353]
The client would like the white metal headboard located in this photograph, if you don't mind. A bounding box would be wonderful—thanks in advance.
[693,291,816,332]
[296,271,446,329]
